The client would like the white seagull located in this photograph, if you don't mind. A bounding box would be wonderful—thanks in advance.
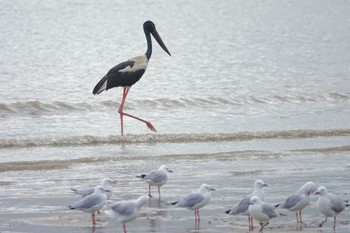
[106,195,149,233]
[248,195,278,233]
[71,177,115,199]
[137,165,173,198]
[225,179,268,230]
[316,186,348,230]
[169,184,215,223]
[69,185,109,225]
[279,181,316,223]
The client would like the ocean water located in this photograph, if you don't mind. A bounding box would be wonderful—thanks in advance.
[0,0,350,232]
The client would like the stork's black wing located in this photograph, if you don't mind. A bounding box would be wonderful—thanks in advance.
[92,60,145,95]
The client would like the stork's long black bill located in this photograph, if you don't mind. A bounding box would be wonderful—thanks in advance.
[151,29,171,56]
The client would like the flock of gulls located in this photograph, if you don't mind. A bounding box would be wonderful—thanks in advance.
[68,165,349,233]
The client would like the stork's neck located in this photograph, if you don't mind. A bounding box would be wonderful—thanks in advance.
[145,31,152,60]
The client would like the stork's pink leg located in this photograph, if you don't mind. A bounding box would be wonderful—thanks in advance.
[118,87,128,136]
[118,87,157,135]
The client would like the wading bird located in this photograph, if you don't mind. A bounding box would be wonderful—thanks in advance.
[137,165,173,198]
[71,178,115,199]
[106,196,149,233]
[169,184,215,225]
[68,185,109,226]
[316,186,348,230]
[225,179,268,230]
[248,195,278,233]
[92,21,171,135]
[278,181,316,224]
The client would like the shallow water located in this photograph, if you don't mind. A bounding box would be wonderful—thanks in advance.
[0,0,350,232]
[1,148,350,232]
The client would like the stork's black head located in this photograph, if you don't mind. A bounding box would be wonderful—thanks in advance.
[143,20,171,57]
[143,20,156,32]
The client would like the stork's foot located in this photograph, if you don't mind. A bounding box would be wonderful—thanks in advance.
[145,121,157,132]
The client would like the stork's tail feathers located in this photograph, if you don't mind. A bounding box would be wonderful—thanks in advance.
[92,75,109,95]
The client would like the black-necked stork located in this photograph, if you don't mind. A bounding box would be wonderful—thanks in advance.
[92,21,171,135]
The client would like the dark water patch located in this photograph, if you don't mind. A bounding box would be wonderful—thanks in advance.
[292,145,350,153]
[229,169,278,177]
[0,161,70,172]
[0,157,112,172]
[0,181,12,186]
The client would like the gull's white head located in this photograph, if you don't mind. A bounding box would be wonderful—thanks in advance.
[199,184,216,193]
[254,179,268,189]
[305,181,317,194]
[250,195,261,205]
[94,185,107,193]
[159,165,173,173]
[102,178,115,186]
[315,186,328,196]
[136,195,150,207]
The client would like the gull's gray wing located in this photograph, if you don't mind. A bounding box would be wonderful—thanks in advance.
[261,203,277,218]
[176,193,205,208]
[281,193,303,209]
[142,170,166,182]
[329,194,345,213]
[71,187,94,197]
[149,171,167,183]
[110,201,135,216]
[70,194,104,210]
[229,196,250,214]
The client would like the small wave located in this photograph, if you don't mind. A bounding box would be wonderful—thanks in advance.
[0,101,91,117]
[293,145,350,153]
[0,157,113,173]
[0,92,349,117]
[1,129,349,148]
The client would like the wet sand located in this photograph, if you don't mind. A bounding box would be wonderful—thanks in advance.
[1,149,349,233]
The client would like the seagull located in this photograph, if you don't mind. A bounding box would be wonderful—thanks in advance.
[248,195,278,233]
[279,181,317,223]
[225,179,268,230]
[316,185,348,230]
[69,185,109,225]
[169,184,215,223]
[71,178,115,199]
[106,195,149,233]
[137,165,173,198]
